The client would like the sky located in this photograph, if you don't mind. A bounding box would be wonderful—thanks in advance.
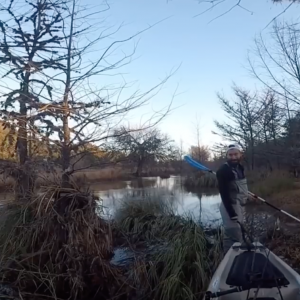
[82,0,299,150]
[0,0,298,151]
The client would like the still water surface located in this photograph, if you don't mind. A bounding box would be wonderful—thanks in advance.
[92,176,222,226]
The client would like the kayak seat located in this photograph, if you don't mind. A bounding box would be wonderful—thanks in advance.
[226,252,290,288]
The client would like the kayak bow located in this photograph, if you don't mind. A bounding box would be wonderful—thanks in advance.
[204,241,300,299]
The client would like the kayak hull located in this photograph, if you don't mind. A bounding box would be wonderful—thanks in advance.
[205,242,300,300]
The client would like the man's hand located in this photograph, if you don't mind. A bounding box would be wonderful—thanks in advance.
[248,194,258,202]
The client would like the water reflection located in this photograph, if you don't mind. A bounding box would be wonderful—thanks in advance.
[93,176,222,226]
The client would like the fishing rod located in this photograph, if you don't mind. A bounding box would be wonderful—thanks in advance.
[183,155,300,224]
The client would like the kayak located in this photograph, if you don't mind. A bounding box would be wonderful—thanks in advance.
[205,242,300,299]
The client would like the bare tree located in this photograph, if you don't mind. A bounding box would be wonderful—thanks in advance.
[213,86,267,170]
[254,90,285,170]
[189,145,210,163]
[192,0,297,27]
[248,21,300,171]
[178,138,185,174]
[189,115,209,162]
[0,0,173,191]
[110,126,176,177]
[0,0,70,198]
[249,21,300,107]
[213,84,287,171]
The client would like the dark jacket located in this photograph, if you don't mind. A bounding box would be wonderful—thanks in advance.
[216,163,245,219]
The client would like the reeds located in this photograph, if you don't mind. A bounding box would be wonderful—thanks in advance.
[184,172,218,189]
[0,185,222,300]
[115,197,222,300]
[0,186,123,300]
[248,170,296,197]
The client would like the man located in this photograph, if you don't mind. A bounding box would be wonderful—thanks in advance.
[216,144,249,254]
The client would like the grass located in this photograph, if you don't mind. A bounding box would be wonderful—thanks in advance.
[182,169,296,196]
[0,186,123,300]
[0,167,140,191]
[1,171,299,300]
[74,167,131,182]
[115,196,222,300]
[183,172,218,189]
[0,167,175,192]
[247,170,296,197]
[263,225,300,273]
[0,185,222,300]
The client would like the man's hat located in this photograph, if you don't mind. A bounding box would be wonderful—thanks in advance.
[226,143,242,154]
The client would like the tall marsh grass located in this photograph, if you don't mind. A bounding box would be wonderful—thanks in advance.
[0,184,222,300]
[0,186,122,300]
[184,172,218,189]
[115,197,222,300]
[248,170,296,197]
[183,169,297,197]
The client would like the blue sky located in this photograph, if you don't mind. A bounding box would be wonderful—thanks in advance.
[86,0,298,150]
[1,0,298,151]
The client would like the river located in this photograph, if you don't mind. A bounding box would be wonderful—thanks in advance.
[92,176,222,226]
[0,175,277,232]
[91,175,282,237]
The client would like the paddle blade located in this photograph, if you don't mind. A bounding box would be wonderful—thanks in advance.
[183,155,211,172]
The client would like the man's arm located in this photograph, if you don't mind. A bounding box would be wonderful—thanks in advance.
[216,165,237,219]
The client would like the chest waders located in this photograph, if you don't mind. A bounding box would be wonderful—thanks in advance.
[220,165,249,254]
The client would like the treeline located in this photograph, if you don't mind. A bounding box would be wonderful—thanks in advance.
[213,21,300,175]
[0,122,108,163]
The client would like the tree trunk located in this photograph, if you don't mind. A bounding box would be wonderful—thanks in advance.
[61,0,75,188]
[135,159,144,177]
[16,73,34,201]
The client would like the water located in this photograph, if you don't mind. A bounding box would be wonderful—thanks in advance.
[91,176,282,266]
[91,176,222,226]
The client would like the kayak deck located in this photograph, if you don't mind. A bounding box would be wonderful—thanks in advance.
[205,242,300,299]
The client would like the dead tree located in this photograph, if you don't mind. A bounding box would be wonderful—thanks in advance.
[110,126,176,177]
[0,0,69,199]
[213,86,267,170]
[248,21,300,172]
[0,0,173,189]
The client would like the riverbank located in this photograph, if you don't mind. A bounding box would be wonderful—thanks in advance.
[0,172,299,299]
[0,184,300,300]
[0,188,222,300]
[245,183,300,273]
[0,167,176,192]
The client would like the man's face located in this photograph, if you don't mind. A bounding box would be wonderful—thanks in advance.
[226,149,241,164]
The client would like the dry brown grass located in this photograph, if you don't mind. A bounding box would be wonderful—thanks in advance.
[247,170,296,197]
[74,167,131,182]
[0,167,132,192]
[0,175,15,191]
[266,229,300,273]
[0,186,125,300]
[183,172,218,189]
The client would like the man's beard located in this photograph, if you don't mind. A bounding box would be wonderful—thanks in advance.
[228,159,240,166]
